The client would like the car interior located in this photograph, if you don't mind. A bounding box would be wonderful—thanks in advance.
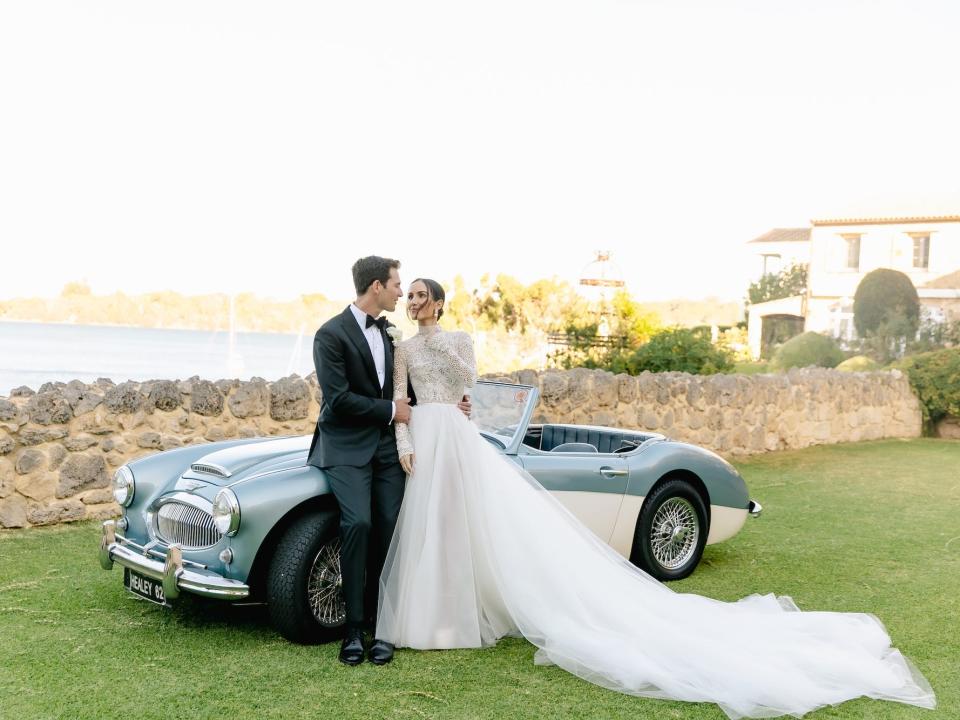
[522,424,659,455]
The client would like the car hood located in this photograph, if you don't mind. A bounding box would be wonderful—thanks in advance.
[182,435,312,486]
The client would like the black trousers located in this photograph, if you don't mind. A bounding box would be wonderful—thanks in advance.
[324,429,406,630]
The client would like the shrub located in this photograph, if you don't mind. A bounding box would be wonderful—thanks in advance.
[893,348,960,427]
[836,355,880,372]
[732,361,771,375]
[619,327,734,375]
[853,268,919,338]
[771,332,844,370]
[747,263,808,306]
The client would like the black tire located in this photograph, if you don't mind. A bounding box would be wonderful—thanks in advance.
[266,510,346,644]
[631,478,708,581]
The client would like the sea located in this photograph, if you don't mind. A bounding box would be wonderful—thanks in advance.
[0,321,317,395]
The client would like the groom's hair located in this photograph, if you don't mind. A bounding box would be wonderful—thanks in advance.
[352,256,400,295]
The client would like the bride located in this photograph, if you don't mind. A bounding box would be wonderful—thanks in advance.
[376,278,936,720]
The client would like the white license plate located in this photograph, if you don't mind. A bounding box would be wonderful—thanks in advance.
[125,568,167,605]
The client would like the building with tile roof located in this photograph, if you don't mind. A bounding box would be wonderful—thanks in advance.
[746,215,960,359]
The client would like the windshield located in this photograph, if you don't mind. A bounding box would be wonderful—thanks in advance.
[470,381,534,448]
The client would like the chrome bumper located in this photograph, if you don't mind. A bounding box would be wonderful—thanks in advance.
[99,520,250,600]
[748,500,763,518]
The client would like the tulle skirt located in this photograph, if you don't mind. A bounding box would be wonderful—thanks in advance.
[376,403,935,719]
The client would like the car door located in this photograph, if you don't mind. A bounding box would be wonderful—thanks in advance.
[520,452,629,543]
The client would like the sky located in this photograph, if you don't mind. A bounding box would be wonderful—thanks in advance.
[2,0,959,304]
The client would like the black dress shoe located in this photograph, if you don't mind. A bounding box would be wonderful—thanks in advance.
[368,638,394,665]
[339,628,365,666]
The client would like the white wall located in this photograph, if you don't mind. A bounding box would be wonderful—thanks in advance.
[808,220,960,300]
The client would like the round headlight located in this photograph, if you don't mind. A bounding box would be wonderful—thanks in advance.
[212,488,241,536]
[112,466,135,507]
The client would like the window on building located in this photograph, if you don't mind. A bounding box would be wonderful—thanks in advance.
[911,234,930,270]
[841,234,860,271]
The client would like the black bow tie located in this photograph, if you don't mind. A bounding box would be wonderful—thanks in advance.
[365,314,387,330]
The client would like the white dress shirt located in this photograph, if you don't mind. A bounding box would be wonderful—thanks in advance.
[349,303,395,423]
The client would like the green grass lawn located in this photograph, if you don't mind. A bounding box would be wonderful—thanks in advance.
[1,439,957,720]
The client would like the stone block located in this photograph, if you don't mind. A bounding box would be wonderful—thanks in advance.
[15,448,45,474]
[147,380,181,411]
[27,499,85,526]
[104,381,144,414]
[0,458,13,499]
[137,431,162,449]
[80,488,115,505]
[0,494,28,528]
[25,391,73,425]
[63,434,98,452]
[57,453,109,498]
[85,503,121,521]
[205,426,226,442]
[228,380,269,418]
[191,381,224,417]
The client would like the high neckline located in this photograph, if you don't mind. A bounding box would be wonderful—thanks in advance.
[417,324,442,337]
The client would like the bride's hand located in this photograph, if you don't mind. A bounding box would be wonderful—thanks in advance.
[400,453,415,475]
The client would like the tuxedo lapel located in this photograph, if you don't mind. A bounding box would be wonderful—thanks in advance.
[339,307,381,391]
[382,324,394,398]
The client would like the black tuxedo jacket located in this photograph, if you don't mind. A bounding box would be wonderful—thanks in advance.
[307,306,414,468]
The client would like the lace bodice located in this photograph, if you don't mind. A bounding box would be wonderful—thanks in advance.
[393,326,477,457]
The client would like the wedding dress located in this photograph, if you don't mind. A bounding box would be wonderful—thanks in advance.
[376,325,935,719]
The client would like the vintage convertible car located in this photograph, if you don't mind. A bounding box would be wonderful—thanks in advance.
[99,381,761,643]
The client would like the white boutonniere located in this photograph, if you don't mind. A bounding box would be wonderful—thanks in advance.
[386,326,403,347]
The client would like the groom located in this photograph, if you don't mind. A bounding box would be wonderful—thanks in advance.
[307,256,409,666]
[308,256,470,666]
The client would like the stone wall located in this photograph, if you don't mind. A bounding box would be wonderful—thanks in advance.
[504,367,922,453]
[0,368,923,529]
[0,376,320,529]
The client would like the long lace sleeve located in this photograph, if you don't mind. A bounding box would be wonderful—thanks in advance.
[392,343,414,458]
[430,331,477,390]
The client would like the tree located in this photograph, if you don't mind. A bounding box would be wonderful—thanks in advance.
[853,268,919,337]
[60,281,92,297]
[747,263,808,306]
[853,269,920,362]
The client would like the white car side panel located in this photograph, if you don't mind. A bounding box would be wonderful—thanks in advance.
[549,490,625,544]
[608,495,645,558]
[706,505,748,544]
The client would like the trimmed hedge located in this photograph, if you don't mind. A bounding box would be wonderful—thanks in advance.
[771,332,844,370]
[836,355,880,372]
[853,268,920,337]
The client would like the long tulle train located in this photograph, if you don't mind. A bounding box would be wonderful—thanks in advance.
[377,404,935,719]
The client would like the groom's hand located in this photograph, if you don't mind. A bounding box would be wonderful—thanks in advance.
[458,395,471,419]
[395,398,412,424]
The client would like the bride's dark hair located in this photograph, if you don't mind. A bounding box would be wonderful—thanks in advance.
[409,278,446,321]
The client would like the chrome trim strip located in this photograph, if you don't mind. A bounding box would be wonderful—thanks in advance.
[598,467,629,477]
[112,530,207,568]
[190,462,232,478]
[99,522,248,600]
[153,491,214,513]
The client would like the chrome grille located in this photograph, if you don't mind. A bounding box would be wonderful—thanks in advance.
[156,502,222,549]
